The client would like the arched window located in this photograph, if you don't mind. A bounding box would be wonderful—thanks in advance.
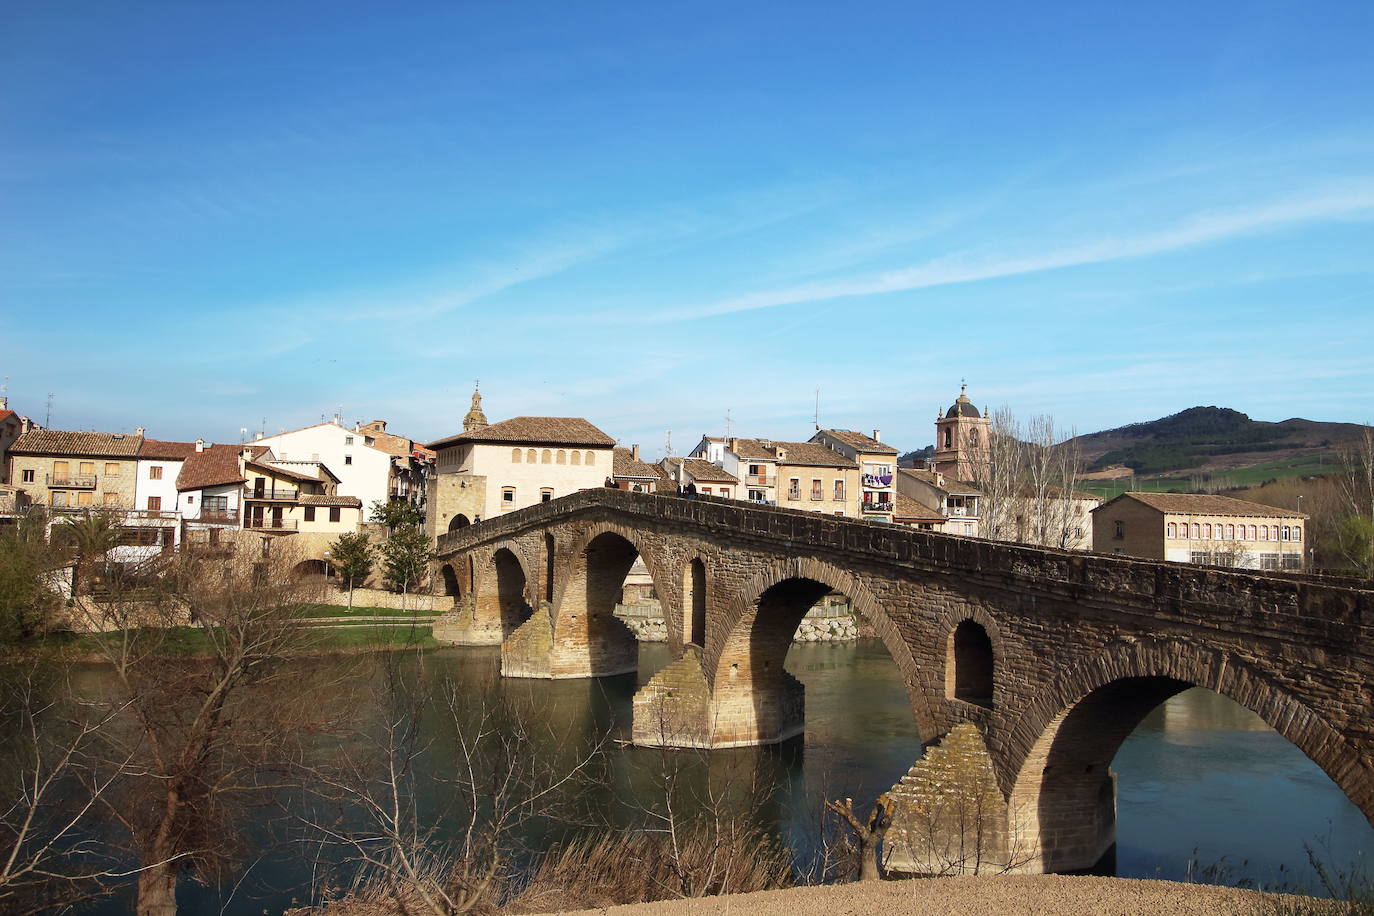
[527,449,537,463]
[1282,526,1291,541]
[684,558,706,646]
[1226,524,1235,540]
[1191,523,1201,538]
[1272,525,1280,541]
[1260,525,1269,541]
[570,451,581,465]
[1203,524,1212,539]
[512,448,522,463]
[943,429,952,448]
[1249,525,1258,540]
[947,620,994,708]
[542,449,552,464]
[1293,525,1301,542]
[556,450,566,464]
[584,451,595,465]
[1167,522,1177,539]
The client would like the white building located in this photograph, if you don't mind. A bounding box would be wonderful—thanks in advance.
[427,390,617,535]
[134,437,195,516]
[250,420,394,515]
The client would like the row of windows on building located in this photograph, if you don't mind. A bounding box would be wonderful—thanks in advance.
[1167,521,1301,542]
[511,448,597,466]
[784,479,846,501]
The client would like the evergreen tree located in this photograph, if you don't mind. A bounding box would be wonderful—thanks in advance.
[328,531,373,609]
[377,524,434,598]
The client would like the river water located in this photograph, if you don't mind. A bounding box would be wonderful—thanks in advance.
[104,639,1371,912]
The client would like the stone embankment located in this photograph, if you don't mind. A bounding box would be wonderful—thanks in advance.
[614,598,859,643]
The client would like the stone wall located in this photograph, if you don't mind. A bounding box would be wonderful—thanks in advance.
[325,586,449,612]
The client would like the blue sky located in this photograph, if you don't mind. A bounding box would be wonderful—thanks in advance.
[2,1,1372,456]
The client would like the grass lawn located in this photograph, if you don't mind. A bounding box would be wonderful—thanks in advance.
[47,623,439,657]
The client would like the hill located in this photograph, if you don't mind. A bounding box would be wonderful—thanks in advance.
[1070,406,1366,477]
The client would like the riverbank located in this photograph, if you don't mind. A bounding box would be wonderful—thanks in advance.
[303,875,1333,915]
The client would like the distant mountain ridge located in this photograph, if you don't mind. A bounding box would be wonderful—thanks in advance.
[1070,406,1366,475]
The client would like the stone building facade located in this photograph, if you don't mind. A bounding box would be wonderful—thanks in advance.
[1092,491,1309,570]
[932,384,990,482]
[8,429,143,510]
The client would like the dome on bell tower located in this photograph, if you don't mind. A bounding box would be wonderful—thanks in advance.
[462,387,489,432]
[945,383,982,418]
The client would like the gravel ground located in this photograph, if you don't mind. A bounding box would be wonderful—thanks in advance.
[521,876,1328,916]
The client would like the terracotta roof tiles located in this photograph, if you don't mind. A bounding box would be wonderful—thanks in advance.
[175,445,247,492]
[139,439,199,460]
[613,447,660,479]
[818,429,899,455]
[772,441,857,469]
[10,429,144,458]
[660,457,740,484]
[428,416,616,449]
[1105,492,1307,518]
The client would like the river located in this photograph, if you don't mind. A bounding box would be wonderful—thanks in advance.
[95,639,1370,912]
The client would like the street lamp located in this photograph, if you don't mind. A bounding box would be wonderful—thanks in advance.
[322,551,331,580]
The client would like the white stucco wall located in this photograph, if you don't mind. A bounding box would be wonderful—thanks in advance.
[252,423,392,511]
[134,459,184,514]
[471,442,612,518]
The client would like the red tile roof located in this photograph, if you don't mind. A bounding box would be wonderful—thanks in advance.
[613,447,660,479]
[176,445,247,491]
[139,439,199,460]
[10,429,143,457]
[1103,492,1307,518]
[817,429,899,455]
[894,492,946,522]
[660,457,740,484]
[428,416,616,449]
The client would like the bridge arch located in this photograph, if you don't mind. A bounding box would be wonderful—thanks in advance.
[947,619,995,708]
[440,562,461,599]
[1004,638,1374,872]
[448,514,472,533]
[682,556,706,648]
[489,546,535,635]
[711,556,937,744]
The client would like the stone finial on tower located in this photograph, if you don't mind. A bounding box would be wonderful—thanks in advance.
[462,386,488,432]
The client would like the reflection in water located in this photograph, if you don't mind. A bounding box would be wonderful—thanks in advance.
[83,641,1370,912]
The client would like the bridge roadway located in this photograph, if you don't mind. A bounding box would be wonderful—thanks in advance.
[432,488,1373,874]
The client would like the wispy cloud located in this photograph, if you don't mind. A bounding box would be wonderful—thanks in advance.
[597,182,1374,326]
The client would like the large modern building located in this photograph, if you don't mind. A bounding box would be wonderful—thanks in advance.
[1091,492,1309,570]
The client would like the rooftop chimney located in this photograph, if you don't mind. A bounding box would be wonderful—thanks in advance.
[0,396,7,410]
[255,431,264,440]
[135,426,146,437]
[873,429,881,442]
[728,437,739,453]
[631,444,640,460]
[195,438,206,452]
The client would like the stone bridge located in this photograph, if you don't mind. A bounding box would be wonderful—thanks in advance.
[431,488,1373,874]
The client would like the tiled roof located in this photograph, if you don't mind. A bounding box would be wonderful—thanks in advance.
[897,468,983,496]
[818,429,899,455]
[772,441,857,469]
[0,409,15,424]
[299,494,362,507]
[176,445,247,491]
[727,438,779,460]
[10,429,144,457]
[246,460,321,483]
[660,457,740,484]
[428,416,616,449]
[613,447,659,479]
[894,492,946,522]
[1104,492,1307,518]
[139,439,198,460]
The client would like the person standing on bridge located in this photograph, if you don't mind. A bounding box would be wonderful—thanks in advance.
[685,481,697,500]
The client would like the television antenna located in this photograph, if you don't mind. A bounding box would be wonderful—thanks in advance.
[813,388,821,431]
[45,393,53,427]
[664,429,673,458]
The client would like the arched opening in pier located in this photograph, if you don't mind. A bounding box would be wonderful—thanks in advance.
[1009,677,1374,883]
[492,548,534,635]
[440,563,460,599]
[448,514,471,533]
[543,533,555,603]
[550,531,645,677]
[947,619,993,707]
[293,558,328,579]
[683,557,706,647]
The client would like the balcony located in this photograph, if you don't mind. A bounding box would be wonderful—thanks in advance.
[863,501,894,514]
[809,491,824,502]
[786,489,801,501]
[47,474,96,489]
[196,509,239,524]
[746,474,774,487]
[862,472,894,488]
[245,516,297,531]
[244,486,298,501]
[123,509,181,520]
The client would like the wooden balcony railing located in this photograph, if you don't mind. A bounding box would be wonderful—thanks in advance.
[244,516,297,530]
[47,474,96,489]
[245,487,298,501]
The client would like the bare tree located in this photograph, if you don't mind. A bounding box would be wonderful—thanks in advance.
[1334,424,1374,576]
[72,546,339,916]
[824,794,894,882]
[296,653,606,915]
[973,411,1087,549]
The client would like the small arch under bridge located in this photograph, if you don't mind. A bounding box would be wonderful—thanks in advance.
[432,488,1374,874]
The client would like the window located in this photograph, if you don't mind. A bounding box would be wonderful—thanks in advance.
[1260,525,1269,541]
[53,461,69,479]
[1202,523,1212,539]
[810,479,823,500]
[149,466,163,480]
[329,507,341,522]
[701,487,712,495]
[584,451,595,465]
[512,449,522,463]
[1114,520,1125,539]
[147,496,161,511]
[541,450,551,464]
[834,480,845,501]
[1191,551,1211,564]
[1282,526,1291,541]
[365,437,374,446]
[77,461,95,476]
[344,455,352,465]
[187,495,195,505]
[570,451,581,465]
[203,495,226,512]
[556,450,566,464]
[1293,525,1302,541]
[1272,525,1280,541]
[1191,523,1200,538]
[719,489,731,498]
[527,449,537,463]
[51,491,67,507]
[1250,525,1259,540]
[540,488,553,502]
[1167,522,1178,539]
[104,463,119,476]
[77,492,92,506]
[304,507,316,522]
[103,493,119,506]
[21,469,33,483]
[502,488,516,503]
[944,429,952,448]
[345,436,354,445]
